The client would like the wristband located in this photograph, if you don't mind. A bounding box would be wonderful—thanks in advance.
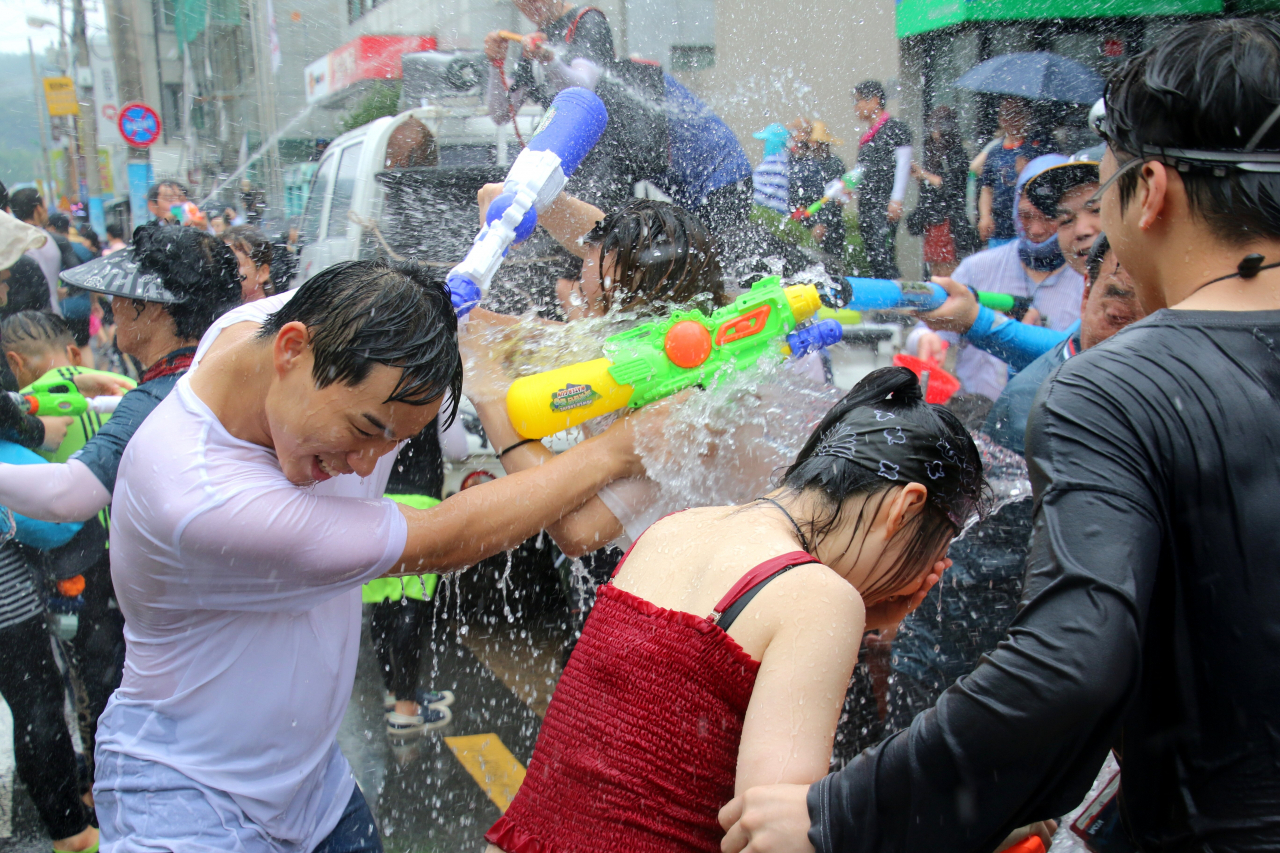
[498,437,543,458]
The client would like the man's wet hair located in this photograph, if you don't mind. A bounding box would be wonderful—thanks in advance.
[1,311,73,358]
[1105,17,1280,242]
[257,259,462,424]
[1086,233,1112,285]
[10,189,42,223]
[583,199,725,312]
[46,212,70,234]
[131,222,243,341]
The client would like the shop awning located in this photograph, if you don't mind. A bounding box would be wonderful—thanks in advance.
[896,0,1222,38]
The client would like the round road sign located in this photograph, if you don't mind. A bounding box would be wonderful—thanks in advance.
[118,102,161,148]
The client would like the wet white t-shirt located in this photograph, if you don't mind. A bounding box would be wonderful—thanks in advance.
[95,292,407,850]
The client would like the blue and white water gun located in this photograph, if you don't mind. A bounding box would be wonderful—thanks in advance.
[447,87,610,316]
[843,277,1033,319]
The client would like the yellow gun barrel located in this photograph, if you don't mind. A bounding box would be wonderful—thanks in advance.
[506,358,635,439]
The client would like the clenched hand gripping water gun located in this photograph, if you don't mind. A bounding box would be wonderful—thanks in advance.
[8,376,123,417]
[505,276,844,439]
[843,277,1035,321]
[791,167,863,221]
[170,201,208,229]
[447,87,609,316]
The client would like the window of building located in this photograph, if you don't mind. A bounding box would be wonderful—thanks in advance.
[670,45,714,71]
[158,0,177,30]
[160,83,183,141]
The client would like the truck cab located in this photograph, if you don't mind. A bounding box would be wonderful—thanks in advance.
[296,50,544,284]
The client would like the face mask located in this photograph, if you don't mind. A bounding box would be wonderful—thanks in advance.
[1014,177,1065,272]
[1017,230,1065,272]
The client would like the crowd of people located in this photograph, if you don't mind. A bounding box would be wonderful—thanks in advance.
[0,12,1274,853]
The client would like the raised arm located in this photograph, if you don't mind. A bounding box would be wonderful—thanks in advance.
[470,394,625,556]
[477,184,604,260]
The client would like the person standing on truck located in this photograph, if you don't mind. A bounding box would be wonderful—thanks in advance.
[484,0,752,236]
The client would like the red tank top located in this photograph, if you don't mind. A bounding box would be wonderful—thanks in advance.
[485,549,817,853]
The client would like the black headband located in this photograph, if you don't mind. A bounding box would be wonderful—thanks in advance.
[810,408,980,529]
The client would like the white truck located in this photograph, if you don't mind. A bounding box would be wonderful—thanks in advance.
[296,50,546,284]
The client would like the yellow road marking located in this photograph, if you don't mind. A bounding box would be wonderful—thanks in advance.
[444,733,527,812]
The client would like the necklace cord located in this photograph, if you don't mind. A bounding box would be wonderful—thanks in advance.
[760,497,811,554]
[1191,254,1280,297]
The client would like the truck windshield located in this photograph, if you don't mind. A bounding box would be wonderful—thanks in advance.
[326,142,365,239]
[299,152,336,244]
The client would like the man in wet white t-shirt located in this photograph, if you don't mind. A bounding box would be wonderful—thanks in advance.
[94,259,650,853]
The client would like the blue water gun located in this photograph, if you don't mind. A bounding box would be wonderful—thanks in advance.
[843,277,1034,320]
[446,87,609,316]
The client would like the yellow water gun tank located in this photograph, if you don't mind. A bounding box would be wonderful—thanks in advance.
[506,358,635,439]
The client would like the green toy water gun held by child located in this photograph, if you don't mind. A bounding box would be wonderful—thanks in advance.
[8,373,132,418]
[505,276,844,439]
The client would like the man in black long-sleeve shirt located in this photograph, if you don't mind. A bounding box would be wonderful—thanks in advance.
[720,19,1280,853]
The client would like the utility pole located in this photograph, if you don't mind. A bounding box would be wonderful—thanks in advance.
[72,0,102,224]
[101,0,151,228]
[29,39,56,200]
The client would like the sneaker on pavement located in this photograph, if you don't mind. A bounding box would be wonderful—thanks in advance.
[383,688,455,712]
[386,704,452,738]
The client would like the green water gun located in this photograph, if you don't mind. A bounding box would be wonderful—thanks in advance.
[505,276,845,439]
[11,376,90,417]
[791,167,863,221]
[9,372,132,417]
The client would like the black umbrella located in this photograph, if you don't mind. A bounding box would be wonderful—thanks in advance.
[955,52,1104,105]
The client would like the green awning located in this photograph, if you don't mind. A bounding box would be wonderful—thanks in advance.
[896,0,1222,38]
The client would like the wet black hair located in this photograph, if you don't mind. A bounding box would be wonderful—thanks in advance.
[1,311,73,357]
[224,225,272,268]
[80,227,101,254]
[224,225,276,295]
[10,189,42,224]
[1086,233,1113,285]
[46,212,70,234]
[582,199,725,312]
[256,258,462,424]
[854,80,885,106]
[780,366,987,600]
[105,223,124,242]
[130,222,244,341]
[1104,17,1280,242]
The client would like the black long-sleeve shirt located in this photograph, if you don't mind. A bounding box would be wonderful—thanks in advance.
[809,308,1280,852]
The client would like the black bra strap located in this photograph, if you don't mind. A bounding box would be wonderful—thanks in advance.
[717,563,817,630]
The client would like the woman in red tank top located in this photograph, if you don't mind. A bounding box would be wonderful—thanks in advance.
[486,366,987,853]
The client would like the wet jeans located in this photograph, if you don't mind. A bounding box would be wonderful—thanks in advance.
[313,786,382,853]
